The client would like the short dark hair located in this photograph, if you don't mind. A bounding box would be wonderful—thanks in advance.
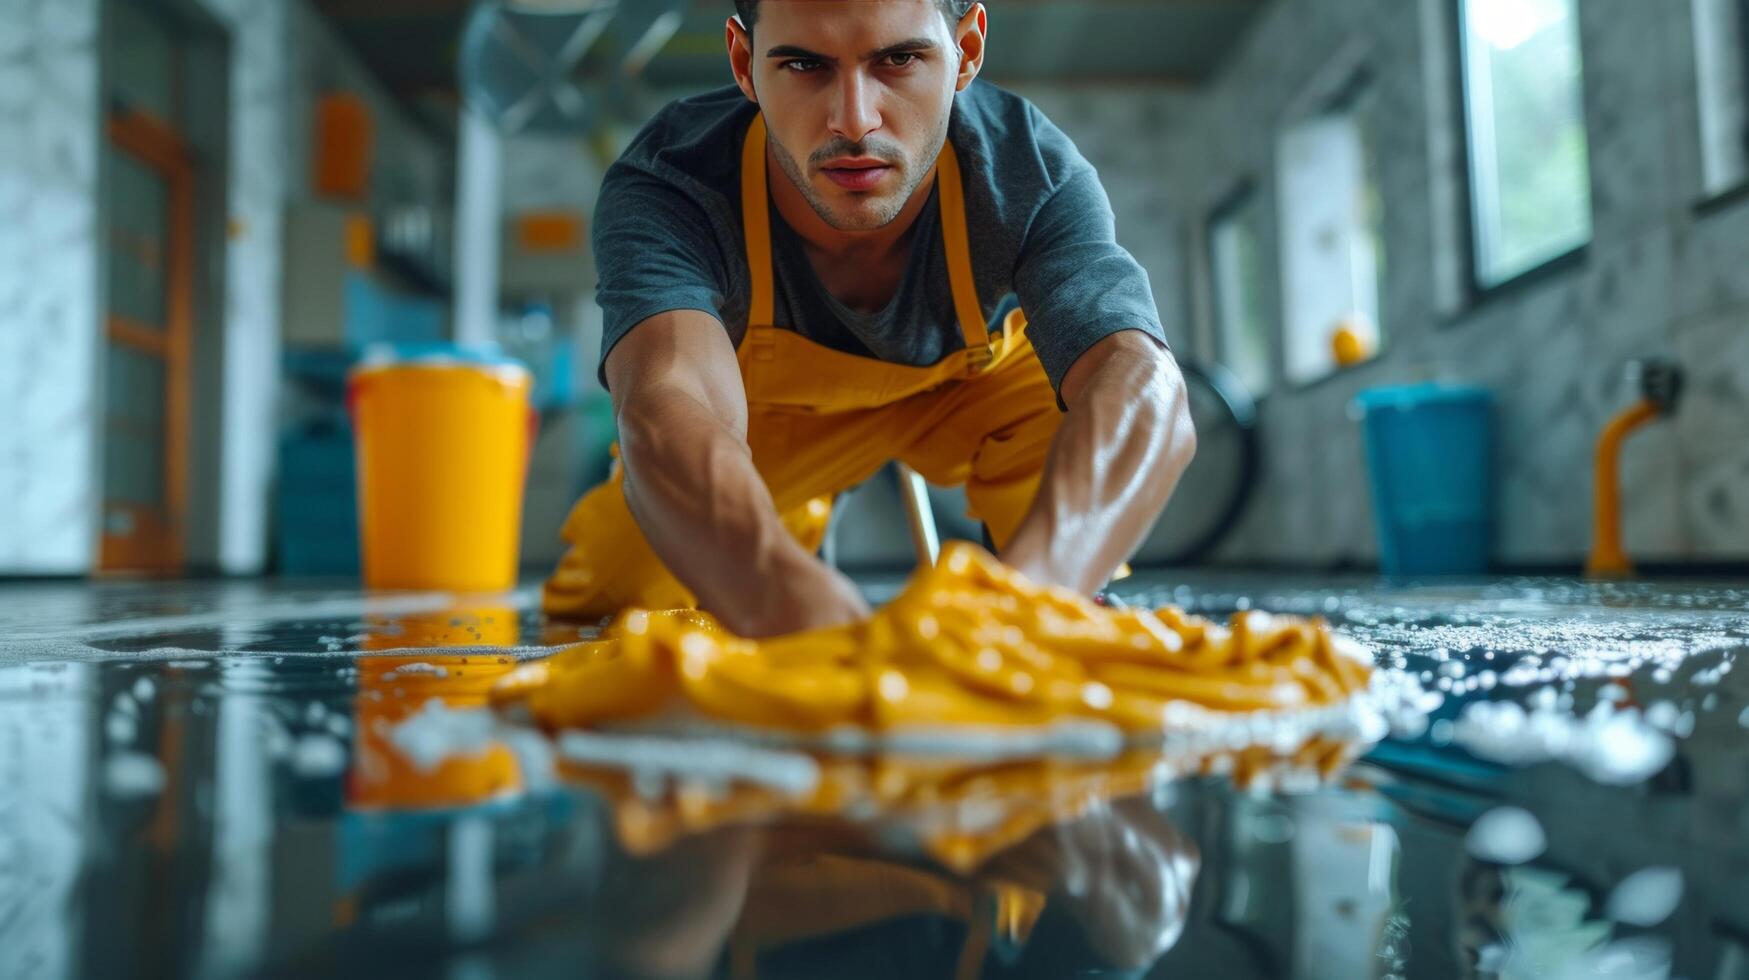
[733,0,978,32]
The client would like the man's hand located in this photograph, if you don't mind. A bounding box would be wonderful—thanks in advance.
[607,310,870,639]
[1000,330,1195,594]
[736,549,872,639]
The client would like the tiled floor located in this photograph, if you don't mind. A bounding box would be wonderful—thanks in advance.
[2,570,1748,978]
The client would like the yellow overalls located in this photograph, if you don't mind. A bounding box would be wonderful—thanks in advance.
[543,115,1062,619]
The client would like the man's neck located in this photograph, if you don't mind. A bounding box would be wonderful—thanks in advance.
[766,143,937,264]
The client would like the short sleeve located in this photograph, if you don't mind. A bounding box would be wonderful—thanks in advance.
[591,164,733,384]
[1011,167,1168,395]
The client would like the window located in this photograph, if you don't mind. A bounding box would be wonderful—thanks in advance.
[1207,184,1271,398]
[1458,0,1592,288]
[1694,0,1749,196]
[1277,73,1386,387]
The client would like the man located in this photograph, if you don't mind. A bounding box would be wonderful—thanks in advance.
[544,0,1196,637]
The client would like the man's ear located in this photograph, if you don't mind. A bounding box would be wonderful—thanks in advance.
[953,3,987,92]
[727,15,758,104]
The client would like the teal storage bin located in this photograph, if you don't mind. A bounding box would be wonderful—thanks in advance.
[343,273,446,349]
[1353,383,1494,575]
[275,422,359,577]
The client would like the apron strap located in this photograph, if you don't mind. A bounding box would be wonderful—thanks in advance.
[742,114,776,327]
[742,113,991,372]
[935,141,993,372]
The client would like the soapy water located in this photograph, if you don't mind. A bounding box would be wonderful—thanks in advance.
[1117,577,1749,791]
[388,698,504,772]
[1606,866,1684,928]
[7,575,1748,817]
[1446,697,1677,785]
[104,752,167,799]
[1465,806,1547,865]
[1473,867,1677,980]
[3,574,1745,980]
[290,733,348,778]
[473,587,1736,808]
[5,575,1742,980]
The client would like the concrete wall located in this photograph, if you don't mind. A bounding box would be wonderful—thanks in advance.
[1004,83,1202,353]
[1029,0,1749,568]
[0,0,104,573]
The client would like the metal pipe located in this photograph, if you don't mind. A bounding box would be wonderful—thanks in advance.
[896,464,939,568]
[1586,399,1659,578]
[453,106,503,347]
[1587,359,1683,578]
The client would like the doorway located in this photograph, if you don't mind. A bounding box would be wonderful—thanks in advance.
[99,0,200,574]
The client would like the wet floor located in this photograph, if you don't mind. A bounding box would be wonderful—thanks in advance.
[3,571,1749,979]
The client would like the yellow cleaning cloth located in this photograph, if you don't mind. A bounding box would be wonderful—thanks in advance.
[493,543,1371,735]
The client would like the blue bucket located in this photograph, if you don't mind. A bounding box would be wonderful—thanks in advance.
[1352,383,1494,575]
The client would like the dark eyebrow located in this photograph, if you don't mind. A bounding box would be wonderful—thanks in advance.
[867,37,938,60]
[765,37,940,62]
[766,44,831,61]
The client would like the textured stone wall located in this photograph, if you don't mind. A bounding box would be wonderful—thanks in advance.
[1008,84,1202,351]
[0,0,103,573]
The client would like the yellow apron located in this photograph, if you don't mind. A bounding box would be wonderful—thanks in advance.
[543,114,1062,618]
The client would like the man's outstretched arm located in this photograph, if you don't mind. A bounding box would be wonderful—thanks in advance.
[999,330,1196,594]
[606,310,871,637]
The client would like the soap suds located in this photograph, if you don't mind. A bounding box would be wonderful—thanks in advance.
[387,699,501,772]
[557,731,821,796]
[104,753,167,799]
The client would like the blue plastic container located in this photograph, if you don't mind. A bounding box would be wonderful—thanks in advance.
[1352,383,1494,575]
[343,273,446,349]
[275,422,360,577]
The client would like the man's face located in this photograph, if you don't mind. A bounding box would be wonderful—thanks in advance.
[731,1,976,232]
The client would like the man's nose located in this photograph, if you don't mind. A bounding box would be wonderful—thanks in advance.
[827,71,881,145]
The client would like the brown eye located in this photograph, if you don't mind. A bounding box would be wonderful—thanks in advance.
[886,53,918,68]
[780,58,823,73]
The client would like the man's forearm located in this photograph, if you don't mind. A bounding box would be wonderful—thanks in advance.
[617,383,868,635]
[1000,332,1196,594]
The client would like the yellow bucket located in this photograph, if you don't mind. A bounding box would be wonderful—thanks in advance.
[349,352,534,592]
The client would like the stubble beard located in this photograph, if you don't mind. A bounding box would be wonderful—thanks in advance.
[767,112,951,233]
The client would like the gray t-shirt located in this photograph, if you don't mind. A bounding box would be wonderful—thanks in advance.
[592,80,1165,396]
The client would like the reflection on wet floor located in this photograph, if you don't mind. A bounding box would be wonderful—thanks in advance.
[3,572,1749,978]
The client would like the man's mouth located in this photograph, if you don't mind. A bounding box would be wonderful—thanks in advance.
[819,157,894,191]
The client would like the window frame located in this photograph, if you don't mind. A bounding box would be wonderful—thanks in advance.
[1450,0,1594,307]
[1204,177,1272,401]
[1274,64,1390,391]
[1693,0,1749,211]
[1741,0,1749,142]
